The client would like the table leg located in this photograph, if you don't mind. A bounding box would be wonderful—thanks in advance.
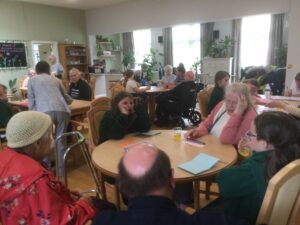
[99,172,107,201]
[193,180,200,210]
[148,93,156,122]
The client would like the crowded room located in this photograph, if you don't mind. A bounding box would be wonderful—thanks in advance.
[1,0,300,224]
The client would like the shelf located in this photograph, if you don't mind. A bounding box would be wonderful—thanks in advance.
[67,63,88,66]
[98,42,113,44]
[66,54,86,57]
[99,55,116,58]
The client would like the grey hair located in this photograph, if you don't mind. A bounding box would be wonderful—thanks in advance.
[164,64,173,72]
[225,82,254,109]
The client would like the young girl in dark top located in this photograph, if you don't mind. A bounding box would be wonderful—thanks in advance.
[99,91,150,143]
[207,71,230,114]
[217,111,300,225]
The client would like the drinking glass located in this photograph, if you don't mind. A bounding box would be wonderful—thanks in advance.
[173,127,182,141]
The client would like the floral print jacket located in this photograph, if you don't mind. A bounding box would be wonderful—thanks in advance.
[0,148,95,225]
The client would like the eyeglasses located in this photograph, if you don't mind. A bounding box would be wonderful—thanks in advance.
[245,130,257,138]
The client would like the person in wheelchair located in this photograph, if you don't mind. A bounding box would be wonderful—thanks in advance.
[155,71,201,127]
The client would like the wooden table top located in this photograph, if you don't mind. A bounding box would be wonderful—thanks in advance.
[9,99,91,116]
[92,130,237,182]
[145,86,171,93]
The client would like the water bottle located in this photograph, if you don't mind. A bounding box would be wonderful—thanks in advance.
[265,83,271,99]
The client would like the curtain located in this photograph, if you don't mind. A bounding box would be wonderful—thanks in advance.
[231,18,242,80]
[200,22,214,59]
[122,32,134,53]
[267,13,285,66]
[163,27,173,65]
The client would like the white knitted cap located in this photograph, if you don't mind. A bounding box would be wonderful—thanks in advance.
[6,111,52,148]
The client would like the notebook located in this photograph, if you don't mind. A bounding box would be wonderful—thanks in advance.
[178,153,219,175]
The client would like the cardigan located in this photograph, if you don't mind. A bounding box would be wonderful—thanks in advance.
[217,150,272,225]
[195,101,257,146]
[0,148,96,225]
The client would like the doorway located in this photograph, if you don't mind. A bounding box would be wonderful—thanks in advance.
[31,41,58,67]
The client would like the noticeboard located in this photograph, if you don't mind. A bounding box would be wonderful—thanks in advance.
[0,42,27,68]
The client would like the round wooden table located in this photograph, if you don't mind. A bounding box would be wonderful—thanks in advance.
[92,130,237,209]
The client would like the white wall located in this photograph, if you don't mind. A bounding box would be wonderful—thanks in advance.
[86,0,289,35]
[86,0,300,85]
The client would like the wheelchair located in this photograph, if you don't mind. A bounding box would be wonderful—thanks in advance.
[155,81,202,128]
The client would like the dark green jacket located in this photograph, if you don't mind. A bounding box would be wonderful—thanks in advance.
[207,86,224,114]
[0,101,13,129]
[99,104,151,144]
[217,151,272,225]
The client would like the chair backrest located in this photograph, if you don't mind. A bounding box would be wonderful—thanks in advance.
[110,83,125,99]
[89,76,97,100]
[197,85,214,118]
[0,128,6,151]
[90,96,111,109]
[256,159,300,225]
[87,105,111,150]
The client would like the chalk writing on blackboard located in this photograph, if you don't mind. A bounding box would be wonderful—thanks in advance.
[0,43,27,68]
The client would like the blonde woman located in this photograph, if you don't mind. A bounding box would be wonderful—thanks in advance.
[185,82,257,146]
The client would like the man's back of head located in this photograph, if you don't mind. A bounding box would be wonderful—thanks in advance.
[118,142,173,198]
[35,61,50,75]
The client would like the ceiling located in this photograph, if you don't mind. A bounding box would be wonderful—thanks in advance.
[13,0,137,10]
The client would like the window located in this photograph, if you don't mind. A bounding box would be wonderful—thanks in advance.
[241,14,271,68]
[133,29,151,67]
[172,24,200,70]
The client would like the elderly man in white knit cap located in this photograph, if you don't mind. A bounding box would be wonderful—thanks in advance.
[0,111,113,224]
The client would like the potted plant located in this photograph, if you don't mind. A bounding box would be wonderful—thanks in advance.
[122,51,136,69]
[205,36,235,58]
[139,48,163,81]
[192,57,202,77]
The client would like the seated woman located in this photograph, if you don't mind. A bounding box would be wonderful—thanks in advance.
[174,63,186,84]
[185,82,257,146]
[243,78,267,105]
[217,111,300,224]
[160,65,176,87]
[99,91,151,143]
[207,71,230,114]
[285,72,300,97]
[123,69,150,94]
[0,111,115,224]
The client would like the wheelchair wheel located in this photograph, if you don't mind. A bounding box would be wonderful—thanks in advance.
[189,111,201,125]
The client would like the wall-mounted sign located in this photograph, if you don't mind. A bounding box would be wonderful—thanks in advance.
[0,42,27,68]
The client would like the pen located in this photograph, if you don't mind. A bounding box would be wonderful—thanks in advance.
[187,139,206,145]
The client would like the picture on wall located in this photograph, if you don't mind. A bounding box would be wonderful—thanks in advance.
[0,42,27,68]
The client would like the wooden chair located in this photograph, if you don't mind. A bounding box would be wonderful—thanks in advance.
[256,159,300,225]
[87,105,111,151]
[110,83,125,100]
[90,96,111,109]
[0,128,6,151]
[89,76,97,100]
[87,105,122,208]
[197,85,214,119]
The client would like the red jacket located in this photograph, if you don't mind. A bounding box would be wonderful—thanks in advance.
[196,101,257,145]
[0,148,95,225]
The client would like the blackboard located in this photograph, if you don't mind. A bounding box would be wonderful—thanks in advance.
[0,43,27,68]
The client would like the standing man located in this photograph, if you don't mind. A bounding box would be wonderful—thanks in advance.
[68,67,92,101]
[49,54,64,79]
[28,61,73,176]
[92,142,235,225]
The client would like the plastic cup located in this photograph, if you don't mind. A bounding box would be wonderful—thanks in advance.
[173,127,182,141]
[238,146,252,158]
